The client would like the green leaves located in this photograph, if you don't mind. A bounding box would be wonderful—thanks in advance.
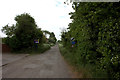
[1,13,44,51]
[1,24,16,37]
[61,2,120,79]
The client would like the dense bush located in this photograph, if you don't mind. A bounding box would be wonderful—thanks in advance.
[61,2,120,79]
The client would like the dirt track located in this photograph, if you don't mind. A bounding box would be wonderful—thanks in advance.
[2,44,73,78]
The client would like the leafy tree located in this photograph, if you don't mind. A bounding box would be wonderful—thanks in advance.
[1,13,43,51]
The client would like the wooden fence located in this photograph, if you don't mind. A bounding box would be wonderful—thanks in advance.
[2,44,11,53]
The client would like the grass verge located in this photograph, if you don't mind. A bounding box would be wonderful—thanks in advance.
[58,43,108,78]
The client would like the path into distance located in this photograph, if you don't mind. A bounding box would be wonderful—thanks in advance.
[2,44,74,78]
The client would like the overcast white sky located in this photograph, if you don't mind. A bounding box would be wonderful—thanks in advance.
[0,0,74,40]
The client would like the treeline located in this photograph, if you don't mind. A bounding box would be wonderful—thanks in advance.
[61,2,120,79]
[2,13,56,52]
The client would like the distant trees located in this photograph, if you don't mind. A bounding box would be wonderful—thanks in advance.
[43,30,57,44]
[43,30,51,37]
[49,32,57,44]
[1,13,43,51]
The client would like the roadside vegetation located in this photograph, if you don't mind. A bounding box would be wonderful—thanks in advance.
[60,2,120,79]
[1,13,56,54]
[59,42,107,78]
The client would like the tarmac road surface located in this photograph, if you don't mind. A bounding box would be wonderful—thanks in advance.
[2,44,73,78]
